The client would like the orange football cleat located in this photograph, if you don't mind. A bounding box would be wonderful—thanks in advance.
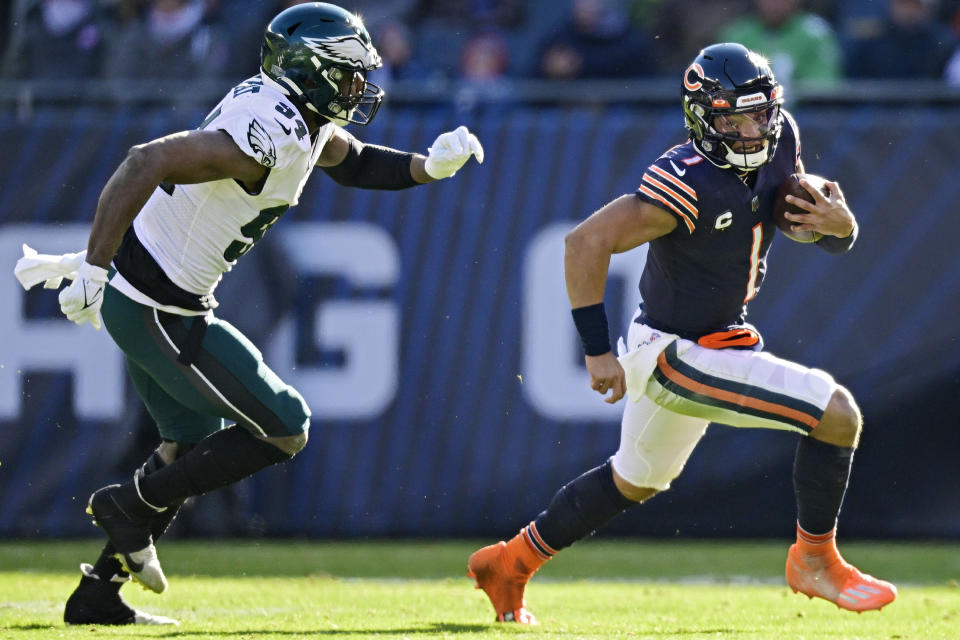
[786,543,897,612]
[467,541,539,625]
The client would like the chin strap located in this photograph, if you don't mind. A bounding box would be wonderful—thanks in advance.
[693,130,773,172]
[721,143,769,170]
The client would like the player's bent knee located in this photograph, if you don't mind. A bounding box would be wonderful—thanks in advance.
[812,386,861,448]
[611,465,660,503]
[263,388,311,442]
[155,441,179,465]
[263,431,308,457]
[611,444,689,494]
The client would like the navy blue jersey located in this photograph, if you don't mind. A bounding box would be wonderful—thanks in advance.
[635,110,802,337]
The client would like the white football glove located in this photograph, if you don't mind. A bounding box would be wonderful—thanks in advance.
[14,244,88,290]
[423,125,485,180]
[58,261,109,330]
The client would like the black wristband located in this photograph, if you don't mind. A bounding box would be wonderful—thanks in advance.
[816,222,858,254]
[571,302,611,356]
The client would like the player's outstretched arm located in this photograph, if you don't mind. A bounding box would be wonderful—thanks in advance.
[86,130,268,268]
[55,130,268,330]
[318,126,483,189]
[565,195,677,404]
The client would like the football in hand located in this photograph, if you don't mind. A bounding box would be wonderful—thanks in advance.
[772,173,828,243]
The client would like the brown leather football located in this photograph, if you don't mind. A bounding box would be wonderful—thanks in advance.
[773,173,828,243]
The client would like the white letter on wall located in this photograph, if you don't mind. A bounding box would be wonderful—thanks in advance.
[0,225,124,420]
[265,222,399,419]
[522,223,648,421]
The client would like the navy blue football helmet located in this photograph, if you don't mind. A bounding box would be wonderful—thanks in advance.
[682,43,784,171]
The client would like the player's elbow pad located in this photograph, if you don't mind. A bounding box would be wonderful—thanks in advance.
[321,137,419,190]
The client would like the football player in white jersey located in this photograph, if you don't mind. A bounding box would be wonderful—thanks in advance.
[54,3,484,626]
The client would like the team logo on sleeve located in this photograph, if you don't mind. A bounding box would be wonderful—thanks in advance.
[247,119,277,168]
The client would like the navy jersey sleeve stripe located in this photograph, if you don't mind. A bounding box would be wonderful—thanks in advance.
[637,185,696,232]
[648,165,698,201]
[641,173,698,218]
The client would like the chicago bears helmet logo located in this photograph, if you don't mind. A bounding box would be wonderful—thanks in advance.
[684,63,704,91]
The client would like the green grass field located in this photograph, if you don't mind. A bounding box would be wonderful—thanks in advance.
[1,539,958,639]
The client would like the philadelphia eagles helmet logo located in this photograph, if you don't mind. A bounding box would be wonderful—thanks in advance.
[302,35,382,70]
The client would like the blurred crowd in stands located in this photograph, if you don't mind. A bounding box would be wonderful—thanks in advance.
[5,0,960,89]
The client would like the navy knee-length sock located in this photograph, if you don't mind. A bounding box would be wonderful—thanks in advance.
[522,460,637,560]
[793,436,855,535]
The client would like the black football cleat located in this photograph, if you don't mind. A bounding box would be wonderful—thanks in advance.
[64,564,178,625]
[87,484,168,593]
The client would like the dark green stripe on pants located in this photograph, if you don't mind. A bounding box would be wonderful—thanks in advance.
[101,285,310,443]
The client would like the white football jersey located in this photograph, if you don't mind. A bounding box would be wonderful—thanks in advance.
[130,76,334,298]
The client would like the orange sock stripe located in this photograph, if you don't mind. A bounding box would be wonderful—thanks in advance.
[797,523,837,546]
[520,527,552,561]
[527,522,558,556]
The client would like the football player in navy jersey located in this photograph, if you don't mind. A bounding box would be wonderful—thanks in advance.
[17,2,484,626]
[467,43,895,624]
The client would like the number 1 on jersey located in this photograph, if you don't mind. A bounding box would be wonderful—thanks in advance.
[745,223,762,302]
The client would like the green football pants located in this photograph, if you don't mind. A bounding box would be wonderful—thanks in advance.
[101,285,311,443]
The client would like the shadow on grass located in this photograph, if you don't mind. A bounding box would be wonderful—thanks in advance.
[145,624,746,636]
[8,622,747,635]
[4,624,58,631]
[655,630,742,636]
[146,622,492,636]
